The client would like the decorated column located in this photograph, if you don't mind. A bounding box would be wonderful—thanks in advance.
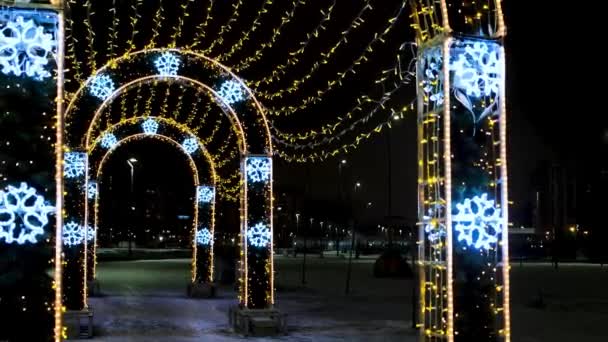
[415,1,509,341]
[62,150,87,310]
[193,184,215,283]
[0,2,63,341]
[85,179,97,283]
[241,155,273,309]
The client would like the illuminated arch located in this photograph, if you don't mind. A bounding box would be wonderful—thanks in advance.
[62,49,275,315]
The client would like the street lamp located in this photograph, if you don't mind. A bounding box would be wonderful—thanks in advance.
[126,158,138,256]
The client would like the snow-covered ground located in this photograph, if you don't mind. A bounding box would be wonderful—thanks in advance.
[87,256,608,341]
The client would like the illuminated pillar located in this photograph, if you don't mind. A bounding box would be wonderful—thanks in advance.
[416,2,509,341]
[241,155,274,309]
[194,185,215,283]
[62,150,87,310]
[0,2,64,341]
[85,179,97,283]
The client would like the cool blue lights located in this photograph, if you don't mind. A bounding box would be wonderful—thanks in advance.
[100,132,118,149]
[247,222,271,248]
[196,228,213,246]
[0,12,57,80]
[64,152,86,179]
[453,193,502,250]
[87,181,97,200]
[246,156,271,183]
[197,186,215,204]
[86,225,95,242]
[217,79,245,105]
[182,137,198,155]
[154,52,181,76]
[142,118,159,135]
[449,41,501,98]
[62,221,84,247]
[88,73,115,100]
[0,182,54,245]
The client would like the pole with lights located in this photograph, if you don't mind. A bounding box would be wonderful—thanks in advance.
[413,1,509,341]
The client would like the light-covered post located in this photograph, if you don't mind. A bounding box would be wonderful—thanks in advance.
[188,184,216,297]
[415,1,509,341]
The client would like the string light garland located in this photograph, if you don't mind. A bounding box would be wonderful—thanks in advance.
[233,0,305,71]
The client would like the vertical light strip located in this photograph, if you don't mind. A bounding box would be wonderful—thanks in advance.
[241,156,248,306]
[442,37,454,342]
[209,183,216,282]
[499,45,511,342]
[54,9,66,342]
[269,156,274,305]
[439,0,451,33]
[83,155,89,309]
[495,0,507,37]
[192,185,199,283]
[93,192,99,280]
[415,52,426,340]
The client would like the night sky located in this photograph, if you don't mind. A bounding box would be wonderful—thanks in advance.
[101,2,607,233]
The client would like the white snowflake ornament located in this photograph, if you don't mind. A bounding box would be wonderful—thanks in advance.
[247,222,271,248]
[0,182,54,245]
[453,193,502,250]
[246,157,271,183]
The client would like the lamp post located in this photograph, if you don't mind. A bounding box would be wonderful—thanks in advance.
[293,213,300,257]
[337,159,347,256]
[345,181,361,295]
[319,221,324,258]
[127,158,137,256]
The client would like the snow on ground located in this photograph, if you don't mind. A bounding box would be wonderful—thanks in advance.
[87,256,608,341]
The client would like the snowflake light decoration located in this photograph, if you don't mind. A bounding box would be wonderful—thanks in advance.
[0,14,57,80]
[196,228,213,246]
[450,41,500,98]
[0,182,54,245]
[88,73,115,100]
[142,118,159,135]
[154,52,181,76]
[423,206,446,243]
[62,221,84,247]
[421,47,444,106]
[452,193,502,250]
[86,225,95,242]
[247,222,271,248]
[216,79,245,105]
[246,157,271,183]
[100,132,118,149]
[197,186,215,204]
[64,152,86,179]
[182,137,198,155]
[87,181,97,200]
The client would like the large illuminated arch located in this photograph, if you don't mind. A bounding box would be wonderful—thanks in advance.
[61,49,275,317]
[86,117,219,290]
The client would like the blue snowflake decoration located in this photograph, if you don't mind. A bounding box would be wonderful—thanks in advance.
[247,222,271,248]
[86,225,96,242]
[100,132,118,149]
[62,221,84,247]
[246,157,271,183]
[196,228,213,246]
[142,118,159,135]
[423,206,446,243]
[0,182,55,245]
[453,193,503,250]
[88,73,115,100]
[87,181,97,200]
[217,79,245,105]
[450,41,500,98]
[154,52,181,76]
[64,151,86,179]
[182,137,198,155]
[197,186,215,204]
[0,13,57,80]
